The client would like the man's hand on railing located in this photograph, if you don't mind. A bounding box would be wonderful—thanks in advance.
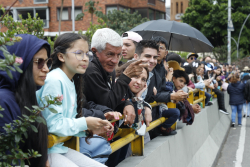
[192,104,201,113]
[85,117,114,136]
[123,105,136,127]
[104,111,122,120]
[144,107,152,127]
[170,90,188,103]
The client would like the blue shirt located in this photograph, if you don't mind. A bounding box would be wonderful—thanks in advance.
[36,68,87,154]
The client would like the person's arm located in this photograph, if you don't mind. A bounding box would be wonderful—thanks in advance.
[37,79,87,137]
[194,82,205,89]
[84,71,131,110]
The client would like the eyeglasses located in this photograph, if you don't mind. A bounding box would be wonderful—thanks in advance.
[33,58,53,70]
[159,46,166,51]
[190,57,197,60]
[67,50,93,61]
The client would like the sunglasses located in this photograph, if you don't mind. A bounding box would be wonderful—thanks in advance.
[33,58,53,70]
[190,57,197,60]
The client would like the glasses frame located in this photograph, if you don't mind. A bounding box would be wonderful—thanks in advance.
[67,50,93,61]
[33,58,53,70]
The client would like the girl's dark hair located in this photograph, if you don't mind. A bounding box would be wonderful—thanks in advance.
[189,60,201,83]
[173,70,190,84]
[51,33,88,118]
[116,60,149,80]
[15,52,48,167]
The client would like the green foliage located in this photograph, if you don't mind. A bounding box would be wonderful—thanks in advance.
[76,0,102,22]
[99,9,149,35]
[47,35,58,53]
[0,95,61,167]
[0,4,61,166]
[2,12,45,39]
[175,51,189,59]
[182,0,250,57]
[84,18,107,43]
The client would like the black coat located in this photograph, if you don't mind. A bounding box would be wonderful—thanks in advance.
[82,101,112,120]
[245,80,250,102]
[83,55,132,110]
[227,81,245,105]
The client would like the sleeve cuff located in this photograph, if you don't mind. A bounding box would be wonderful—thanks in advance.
[118,73,131,85]
[74,131,86,138]
[75,117,88,132]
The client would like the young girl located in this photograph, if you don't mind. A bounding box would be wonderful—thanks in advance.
[36,33,113,167]
[0,34,51,167]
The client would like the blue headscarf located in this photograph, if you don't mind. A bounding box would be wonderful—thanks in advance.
[0,34,50,133]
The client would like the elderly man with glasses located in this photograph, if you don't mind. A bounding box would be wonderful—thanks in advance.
[187,53,198,63]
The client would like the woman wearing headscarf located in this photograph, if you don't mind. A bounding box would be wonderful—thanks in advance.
[0,34,52,167]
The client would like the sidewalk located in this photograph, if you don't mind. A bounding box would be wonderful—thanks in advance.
[216,116,250,167]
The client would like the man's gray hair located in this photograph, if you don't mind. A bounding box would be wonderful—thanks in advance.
[91,28,123,52]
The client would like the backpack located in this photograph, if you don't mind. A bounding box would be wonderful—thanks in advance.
[79,135,112,164]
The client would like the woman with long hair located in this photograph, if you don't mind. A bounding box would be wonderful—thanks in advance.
[227,73,245,127]
[36,33,113,167]
[0,34,52,167]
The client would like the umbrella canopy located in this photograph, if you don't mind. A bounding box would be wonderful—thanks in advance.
[130,19,213,53]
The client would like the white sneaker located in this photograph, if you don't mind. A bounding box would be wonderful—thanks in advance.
[219,109,229,115]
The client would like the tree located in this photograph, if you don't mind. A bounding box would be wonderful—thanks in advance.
[99,9,149,35]
[81,18,107,43]
[75,0,102,23]
[182,0,250,56]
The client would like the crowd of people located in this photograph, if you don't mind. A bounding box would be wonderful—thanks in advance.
[0,28,250,167]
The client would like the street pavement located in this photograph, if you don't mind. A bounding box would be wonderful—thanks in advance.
[216,113,250,167]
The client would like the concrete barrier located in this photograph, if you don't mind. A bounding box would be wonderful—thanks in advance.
[117,92,231,167]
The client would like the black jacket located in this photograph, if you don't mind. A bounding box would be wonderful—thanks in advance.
[83,55,132,110]
[82,101,112,120]
[245,80,250,101]
[145,63,171,104]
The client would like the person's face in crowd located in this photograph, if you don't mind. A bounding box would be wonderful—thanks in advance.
[200,66,204,75]
[212,59,216,63]
[122,39,136,60]
[157,42,168,64]
[214,69,220,75]
[217,68,221,73]
[59,39,89,79]
[187,55,196,63]
[129,68,147,94]
[135,47,158,72]
[163,61,169,71]
[33,48,50,86]
[94,43,122,73]
[229,65,232,72]
[196,66,202,75]
[216,76,221,81]
[204,56,211,62]
[173,76,186,90]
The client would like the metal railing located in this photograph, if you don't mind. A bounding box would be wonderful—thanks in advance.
[48,89,210,155]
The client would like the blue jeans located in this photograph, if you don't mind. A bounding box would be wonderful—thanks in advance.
[161,108,180,128]
[205,92,211,105]
[243,102,250,116]
[231,104,243,124]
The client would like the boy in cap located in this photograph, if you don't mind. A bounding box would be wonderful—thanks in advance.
[187,53,198,63]
[122,31,142,61]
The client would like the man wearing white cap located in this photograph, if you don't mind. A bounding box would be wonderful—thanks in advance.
[122,31,142,61]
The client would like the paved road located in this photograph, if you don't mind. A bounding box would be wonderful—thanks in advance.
[216,114,250,167]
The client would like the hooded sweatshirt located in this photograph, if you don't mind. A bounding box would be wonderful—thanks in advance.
[0,34,50,133]
[227,81,245,105]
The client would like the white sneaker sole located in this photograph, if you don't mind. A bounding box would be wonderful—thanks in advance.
[219,110,229,115]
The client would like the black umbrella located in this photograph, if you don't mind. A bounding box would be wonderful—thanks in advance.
[130,19,213,53]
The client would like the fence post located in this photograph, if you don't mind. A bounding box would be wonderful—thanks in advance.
[187,91,194,104]
[131,135,144,156]
[199,90,205,108]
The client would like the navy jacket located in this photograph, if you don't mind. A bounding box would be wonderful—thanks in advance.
[227,81,245,105]
[0,34,50,133]
[245,80,250,102]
